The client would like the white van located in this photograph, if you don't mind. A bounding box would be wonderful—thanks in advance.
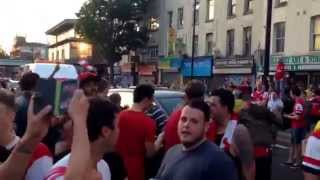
[22,63,78,80]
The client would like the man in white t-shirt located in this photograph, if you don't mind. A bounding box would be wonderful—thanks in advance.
[46,90,119,180]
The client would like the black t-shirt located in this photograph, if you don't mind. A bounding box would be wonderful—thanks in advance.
[103,152,127,180]
[156,141,238,180]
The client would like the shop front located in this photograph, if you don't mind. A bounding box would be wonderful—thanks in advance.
[271,55,320,87]
[159,56,182,87]
[212,57,254,88]
[138,64,157,85]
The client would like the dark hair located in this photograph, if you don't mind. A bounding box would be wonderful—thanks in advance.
[109,93,121,105]
[98,78,110,92]
[187,99,211,122]
[19,72,39,91]
[185,80,205,100]
[0,89,16,111]
[210,89,235,113]
[87,97,118,142]
[133,84,155,103]
[291,86,301,97]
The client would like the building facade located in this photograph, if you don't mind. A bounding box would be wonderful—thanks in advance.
[46,19,92,64]
[270,0,320,87]
[10,36,48,60]
[156,0,320,88]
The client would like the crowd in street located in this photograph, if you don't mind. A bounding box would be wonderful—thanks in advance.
[0,69,319,180]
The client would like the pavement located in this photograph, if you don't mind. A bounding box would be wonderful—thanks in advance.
[272,147,304,180]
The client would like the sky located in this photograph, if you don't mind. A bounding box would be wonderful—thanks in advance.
[0,0,87,53]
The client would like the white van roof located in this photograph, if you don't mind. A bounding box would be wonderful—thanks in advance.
[24,63,78,80]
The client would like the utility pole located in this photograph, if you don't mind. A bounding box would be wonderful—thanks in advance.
[264,0,273,77]
[191,0,197,78]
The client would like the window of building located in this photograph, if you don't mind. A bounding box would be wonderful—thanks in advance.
[226,29,235,56]
[194,35,199,56]
[61,49,65,60]
[207,0,215,21]
[149,16,160,31]
[195,1,200,25]
[176,38,186,55]
[273,22,285,53]
[149,46,159,57]
[243,27,252,56]
[244,0,253,14]
[168,11,173,28]
[56,50,59,60]
[275,0,288,7]
[206,33,213,55]
[177,8,184,29]
[228,0,236,17]
[51,52,54,61]
[311,16,320,51]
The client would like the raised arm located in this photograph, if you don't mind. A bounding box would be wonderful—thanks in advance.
[64,90,90,180]
[0,97,52,180]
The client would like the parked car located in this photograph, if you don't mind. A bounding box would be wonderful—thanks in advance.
[108,88,185,116]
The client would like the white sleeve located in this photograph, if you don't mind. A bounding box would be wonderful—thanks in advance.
[25,156,53,180]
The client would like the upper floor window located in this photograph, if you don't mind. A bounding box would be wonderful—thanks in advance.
[207,0,215,21]
[206,33,214,55]
[311,16,320,51]
[177,8,184,29]
[275,0,288,8]
[148,17,160,31]
[243,27,252,56]
[273,22,286,53]
[244,0,253,14]
[228,0,236,17]
[168,11,173,28]
[226,29,235,56]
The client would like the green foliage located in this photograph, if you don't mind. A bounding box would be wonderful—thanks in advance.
[0,46,8,59]
[76,0,150,65]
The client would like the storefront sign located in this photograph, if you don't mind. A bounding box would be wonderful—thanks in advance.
[214,57,253,74]
[271,55,320,71]
[215,58,253,67]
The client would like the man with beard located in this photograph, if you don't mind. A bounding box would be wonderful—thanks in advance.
[156,99,237,180]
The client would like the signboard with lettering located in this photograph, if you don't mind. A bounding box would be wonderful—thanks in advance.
[271,55,320,71]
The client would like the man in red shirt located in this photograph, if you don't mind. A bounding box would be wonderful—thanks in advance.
[164,80,206,150]
[116,84,162,180]
[251,79,268,106]
[284,86,306,168]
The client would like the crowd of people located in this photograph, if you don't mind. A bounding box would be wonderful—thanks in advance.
[0,70,319,180]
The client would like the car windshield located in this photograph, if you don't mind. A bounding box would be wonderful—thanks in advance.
[156,96,184,115]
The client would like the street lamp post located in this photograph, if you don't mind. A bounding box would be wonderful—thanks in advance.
[191,0,197,79]
[264,0,273,77]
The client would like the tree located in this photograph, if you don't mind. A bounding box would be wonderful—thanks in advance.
[76,0,150,83]
[0,46,9,59]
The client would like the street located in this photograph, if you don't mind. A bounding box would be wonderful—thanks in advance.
[272,147,303,180]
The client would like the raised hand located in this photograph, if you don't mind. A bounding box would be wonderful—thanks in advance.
[68,89,89,124]
[25,96,52,142]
